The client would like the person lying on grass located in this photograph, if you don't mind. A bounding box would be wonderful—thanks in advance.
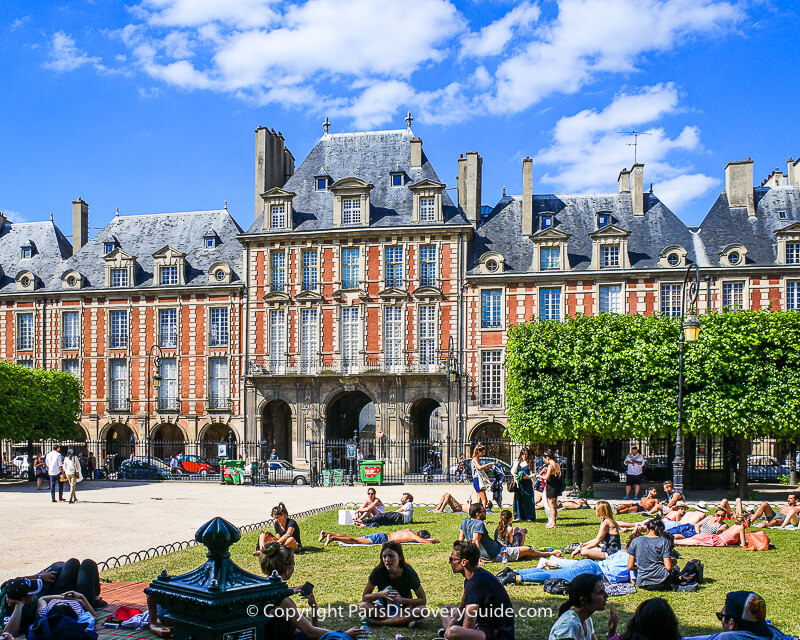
[674,515,750,548]
[569,501,621,560]
[496,549,631,587]
[616,505,703,533]
[615,488,660,514]
[35,591,99,630]
[317,529,439,546]
[433,493,479,513]
[359,541,427,627]
[750,494,800,529]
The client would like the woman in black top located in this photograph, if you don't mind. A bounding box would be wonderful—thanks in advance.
[570,500,621,560]
[541,450,564,529]
[258,503,301,552]
[360,542,427,627]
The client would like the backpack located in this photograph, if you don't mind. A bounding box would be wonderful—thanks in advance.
[543,578,569,595]
[27,614,98,640]
[678,558,704,585]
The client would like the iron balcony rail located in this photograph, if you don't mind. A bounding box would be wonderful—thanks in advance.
[208,396,231,410]
[158,397,180,411]
[246,354,451,377]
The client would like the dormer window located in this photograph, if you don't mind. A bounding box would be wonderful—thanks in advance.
[779,211,788,219]
[720,243,748,267]
[205,237,215,249]
[787,243,800,264]
[408,178,445,224]
[342,198,361,225]
[390,173,405,187]
[659,245,688,269]
[261,187,297,231]
[597,212,611,228]
[589,224,631,269]
[104,242,116,254]
[270,204,286,229]
[160,265,178,286]
[315,176,330,191]
[21,246,32,259]
[600,245,620,268]
[419,197,436,222]
[728,251,741,265]
[541,215,553,230]
[111,268,128,287]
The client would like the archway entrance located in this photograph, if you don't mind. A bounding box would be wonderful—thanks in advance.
[324,391,375,465]
[409,398,442,473]
[262,400,292,462]
[104,423,134,471]
[151,422,185,462]
[470,421,511,464]
[201,423,237,463]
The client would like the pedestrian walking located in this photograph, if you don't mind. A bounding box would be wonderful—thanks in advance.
[33,453,48,490]
[45,445,65,503]
[63,449,83,503]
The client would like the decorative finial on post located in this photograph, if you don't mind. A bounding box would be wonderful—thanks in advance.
[322,117,331,135]
[224,200,228,210]
[405,111,413,129]
[115,207,120,217]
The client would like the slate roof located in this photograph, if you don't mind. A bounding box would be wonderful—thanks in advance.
[697,186,800,266]
[0,220,72,292]
[470,192,698,274]
[46,210,243,291]
[244,129,468,234]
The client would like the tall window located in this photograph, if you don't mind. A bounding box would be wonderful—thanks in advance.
[481,351,502,406]
[302,249,318,291]
[419,197,436,222]
[599,285,622,314]
[539,288,561,320]
[384,306,403,369]
[62,359,79,379]
[540,247,560,270]
[269,309,286,369]
[271,251,285,292]
[385,247,403,288]
[209,357,228,408]
[158,358,178,410]
[788,281,800,311]
[481,290,502,328]
[722,282,745,309]
[420,245,437,287]
[342,307,360,371]
[111,268,128,287]
[159,308,178,348]
[160,266,178,285]
[209,308,228,346]
[109,359,128,410]
[300,309,318,372]
[270,204,286,229]
[17,314,34,350]
[62,311,80,349]
[342,198,361,225]
[787,243,800,264]
[660,284,682,317]
[419,305,436,366]
[600,245,620,268]
[109,310,128,349]
[342,247,360,289]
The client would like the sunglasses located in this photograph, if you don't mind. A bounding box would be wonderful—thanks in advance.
[716,613,734,622]
[447,556,461,564]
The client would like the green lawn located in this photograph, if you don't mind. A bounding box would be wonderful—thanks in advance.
[103,506,800,638]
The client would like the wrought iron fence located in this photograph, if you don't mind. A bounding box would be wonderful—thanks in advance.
[246,353,451,377]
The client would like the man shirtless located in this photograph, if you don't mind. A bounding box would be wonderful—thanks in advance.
[615,488,659,514]
[751,493,800,529]
[433,493,472,513]
[317,529,439,546]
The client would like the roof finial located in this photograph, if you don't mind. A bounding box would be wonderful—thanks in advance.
[224,200,228,211]
[405,111,414,129]
[50,211,54,221]
[115,207,120,217]
[502,185,506,196]
[322,116,331,135]
[649,183,653,193]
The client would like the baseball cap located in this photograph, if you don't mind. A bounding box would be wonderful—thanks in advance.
[6,577,44,600]
[723,591,769,635]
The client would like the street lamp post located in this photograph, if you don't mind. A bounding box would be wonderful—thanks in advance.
[146,344,164,466]
[674,263,701,494]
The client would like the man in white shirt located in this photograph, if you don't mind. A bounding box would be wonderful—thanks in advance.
[623,447,645,500]
[357,492,414,527]
[45,445,65,503]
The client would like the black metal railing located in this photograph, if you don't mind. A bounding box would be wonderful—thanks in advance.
[158,397,180,411]
[247,354,450,376]
[108,397,131,411]
[208,396,231,410]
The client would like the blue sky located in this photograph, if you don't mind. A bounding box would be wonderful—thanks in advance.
[1,0,798,237]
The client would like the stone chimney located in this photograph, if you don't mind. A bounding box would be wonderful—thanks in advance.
[618,168,631,193]
[410,137,423,167]
[0,211,6,230]
[630,164,644,216]
[761,169,787,187]
[788,157,800,186]
[459,151,482,225]
[725,159,755,217]
[254,126,294,219]
[522,157,534,235]
[72,198,89,252]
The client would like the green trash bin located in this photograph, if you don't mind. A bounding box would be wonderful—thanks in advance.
[322,469,333,487]
[359,460,384,485]
[221,459,245,485]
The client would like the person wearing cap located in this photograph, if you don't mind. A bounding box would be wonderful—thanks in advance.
[683,591,787,640]
[1,577,45,637]
[623,446,645,500]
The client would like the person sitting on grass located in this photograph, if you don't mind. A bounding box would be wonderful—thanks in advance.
[494,510,527,548]
[359,541,427,627]
[683,591,787,640]
[441,541,514,640]
[258,502,301,552]
[617,598,680,640]
[434,493,473,513]
[547,573,618,640]
[648,481,686,515]
[317,529,439,546]
[356,493,414,527]
[569,501,621,560]
[458,503,562,563]
[616,488,659,515]
[674,515,750,548]
[750,494,800,529]
[497,548,631,587]
[352,488,385,524]
[627,519,677,591]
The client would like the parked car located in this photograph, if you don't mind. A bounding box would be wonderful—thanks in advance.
[178,455,217,475]
[250,459,311,485]
[643,455,670,481]
[747,455,789,482]
[591,466,621,483]
[118,457,173,480]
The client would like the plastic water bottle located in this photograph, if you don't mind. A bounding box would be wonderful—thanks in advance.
[502,549,508,567]
[360,617,373,640]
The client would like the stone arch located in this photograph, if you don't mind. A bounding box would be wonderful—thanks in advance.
[200,422,238,462]
[469,421,511,464]
[261,399,293,463]
[407,397,443,473]
[101,422,135,470]
[151,422,186,461]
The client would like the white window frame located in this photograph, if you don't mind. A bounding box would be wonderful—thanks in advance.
[385,246,403,288]
[540,246,560,271]
[787,243,800,265]
[269,309,286,372]
[159,308,178,348]
[480,350,503,407]
[722,281,746,310]
[160,265,179,286]
[600,245,620,268]
[539,288,562,321]
[209,307,229,347]
[660,284,682,318]
[111,268,128,288]
[419,197,436,222]
[342,247,360,289]
[270,204,286,229]
[62,311,80,350]
[342,198,361,226]
[598,284,623,314]
[109,310,128,349]
[302,249,318,291]
[300,309,319,373]
[384,306,403,371]
[17,313,34,350]
[271,250,286,292]
[787,280,800,311]
[209,357,229,408]
[481,289,503,328]
[341,306,361,373]
[420,244,437,288]
[419,304,437,368]
[158,358,179,411]
[62,358,80,379]
[109,359,128,410]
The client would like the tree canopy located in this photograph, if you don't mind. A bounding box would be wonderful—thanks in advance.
[505,310,800,444]
[0,362,83,441]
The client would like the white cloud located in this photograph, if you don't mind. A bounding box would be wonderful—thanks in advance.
[44,32,105,72]
[535,85,718,212]
[460,1,540,58]
[133,0,279,28]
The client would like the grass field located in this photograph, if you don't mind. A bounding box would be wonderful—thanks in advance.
[103,505,800,638]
